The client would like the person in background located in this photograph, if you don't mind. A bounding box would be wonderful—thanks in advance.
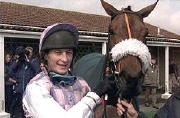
[105,66,111,76]
[142,56,159,109]
[39,60,47,72]
[9,46,40,118]
[22,23,116,118]
[4,53,13,113]
[25,46,34,60]
[169,60,180,93]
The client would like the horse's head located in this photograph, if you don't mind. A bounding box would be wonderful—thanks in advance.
[101,0,158,99]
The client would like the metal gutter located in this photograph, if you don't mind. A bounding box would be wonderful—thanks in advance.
[0,24,108,37]
[0,29,41,35]
[79,31,108,36]
[0,24,44,30]
[146,36,180,47]
[147,41,180,47]
[0,29,41,39]
[0,27,108,42]
[146,36,180,42]
[79,35,108,42]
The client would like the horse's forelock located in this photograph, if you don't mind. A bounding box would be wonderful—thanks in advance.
[122,6,132,11]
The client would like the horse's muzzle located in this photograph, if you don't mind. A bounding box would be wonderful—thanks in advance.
[116,71,143,100]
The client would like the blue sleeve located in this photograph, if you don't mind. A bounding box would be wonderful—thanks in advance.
[27,58,40,75]
[8,61,19,81]
[4,66,9,81]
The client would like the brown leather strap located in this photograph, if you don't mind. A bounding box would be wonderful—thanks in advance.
[125,13,132,38]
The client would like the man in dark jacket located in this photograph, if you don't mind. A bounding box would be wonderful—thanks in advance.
[9,46,39,118]
[154,90,180,118]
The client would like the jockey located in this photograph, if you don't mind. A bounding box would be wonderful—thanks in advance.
[22,23,115,118]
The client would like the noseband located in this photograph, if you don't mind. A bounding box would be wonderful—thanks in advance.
[110,12,132,77]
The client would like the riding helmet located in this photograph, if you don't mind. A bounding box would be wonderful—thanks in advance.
[39,23,79,54]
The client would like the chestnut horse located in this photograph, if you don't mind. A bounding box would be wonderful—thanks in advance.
[95,0,158,117]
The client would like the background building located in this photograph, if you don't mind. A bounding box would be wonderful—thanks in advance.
[0,2,180,117]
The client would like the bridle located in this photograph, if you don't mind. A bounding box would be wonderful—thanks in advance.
[100,0,158,116]
[108,12,133,87]
[103,10,151,117]
[124,13,132,39]
[113,12,132,74]
[103,12,134,118]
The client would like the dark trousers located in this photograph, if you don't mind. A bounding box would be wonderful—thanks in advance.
[10,93,25,118]
[5,85,13,113]
[144,87,157,106]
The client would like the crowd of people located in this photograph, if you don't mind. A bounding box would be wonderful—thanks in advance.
[4,23,180,118]
[4,46,46,117]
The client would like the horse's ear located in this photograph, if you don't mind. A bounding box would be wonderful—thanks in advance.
[137,0,159,18]
[101,0,119,17]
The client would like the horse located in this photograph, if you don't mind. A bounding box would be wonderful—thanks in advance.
[95,0,159,117]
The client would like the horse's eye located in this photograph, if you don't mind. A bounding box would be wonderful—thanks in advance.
[109,29,114,35]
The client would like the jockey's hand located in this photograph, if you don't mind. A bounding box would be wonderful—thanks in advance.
[117,98,138,118]
[93,74,116,97]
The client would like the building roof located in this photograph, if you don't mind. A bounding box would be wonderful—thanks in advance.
[1,2,180,41]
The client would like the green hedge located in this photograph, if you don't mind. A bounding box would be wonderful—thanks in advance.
[145,110,158,118]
